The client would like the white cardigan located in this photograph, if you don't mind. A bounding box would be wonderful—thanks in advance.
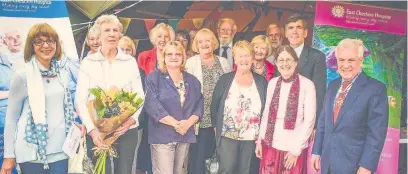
[257,75,316,156]
[75,48,145,133]
[185,55,232,92]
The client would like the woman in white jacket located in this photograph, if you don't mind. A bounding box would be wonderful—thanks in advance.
[185,28,231,174]
[75,14,144,174]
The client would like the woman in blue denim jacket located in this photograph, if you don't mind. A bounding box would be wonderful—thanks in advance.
[0,23,84,174]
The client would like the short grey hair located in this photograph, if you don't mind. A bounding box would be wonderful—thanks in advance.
[94,14,124,33]
[335,38,364,59]
[266,23,283,36]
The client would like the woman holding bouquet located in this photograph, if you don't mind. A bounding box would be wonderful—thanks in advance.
[256,45,316,174]
[75,14,145,174]
[145,41,204,174]
[1,23,83,174]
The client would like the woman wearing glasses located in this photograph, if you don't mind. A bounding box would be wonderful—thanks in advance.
[145,41,203,174]
[1,23,84,174]
[256,45,316,174]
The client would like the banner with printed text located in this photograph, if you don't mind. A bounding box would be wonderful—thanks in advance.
[308,1,406,174]
[0,1,78,172]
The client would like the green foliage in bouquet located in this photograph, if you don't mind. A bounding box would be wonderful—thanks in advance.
[89,87,144,118]
[88,87,144,174]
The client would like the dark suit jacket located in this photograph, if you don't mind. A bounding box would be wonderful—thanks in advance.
[276,45,327,127]
[312,72,389,174]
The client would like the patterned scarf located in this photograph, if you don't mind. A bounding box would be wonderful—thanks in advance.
[24,57,74,169]
[264,74,300,147]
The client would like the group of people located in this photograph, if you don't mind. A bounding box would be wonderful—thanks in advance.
[0,12,389,174]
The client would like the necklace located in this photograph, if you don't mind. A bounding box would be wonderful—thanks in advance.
[253,63,264,69]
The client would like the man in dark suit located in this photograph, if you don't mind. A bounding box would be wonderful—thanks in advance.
[311,38,389,174]
[284,14,327,138]
[214,18,237,70]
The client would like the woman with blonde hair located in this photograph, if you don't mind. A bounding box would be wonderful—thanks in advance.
[145,41,203,174]
[1,23,84,174]
[119,36,136,57]
[76,14,145,174]
[138,23,175,75]
[251,35,275,81]
[185,28,231,174]
[211,41,267,174]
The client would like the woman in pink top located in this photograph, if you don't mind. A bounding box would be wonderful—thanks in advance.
[256,45,316,174]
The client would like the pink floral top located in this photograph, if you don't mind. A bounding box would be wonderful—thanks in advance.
[221,80,262,141]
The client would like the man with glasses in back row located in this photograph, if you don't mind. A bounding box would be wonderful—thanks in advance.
[215,18,238,70]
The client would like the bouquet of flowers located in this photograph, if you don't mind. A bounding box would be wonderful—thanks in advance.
[87,86,144,174]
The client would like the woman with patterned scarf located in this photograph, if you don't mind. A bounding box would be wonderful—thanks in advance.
[1,23,85,174]
[256,45,316,174]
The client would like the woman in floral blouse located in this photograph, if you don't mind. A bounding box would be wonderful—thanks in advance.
[185,28,231,174]
[211,41,267,174]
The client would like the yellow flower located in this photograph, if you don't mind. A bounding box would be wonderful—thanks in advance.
[101,90,117,106]
[119,101,134,113]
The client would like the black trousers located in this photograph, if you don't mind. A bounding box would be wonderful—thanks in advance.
[87,128,139,174]
[249,151,260,174]
[136,125,153,173]
[187,127,216,174]
[218,137,255,174]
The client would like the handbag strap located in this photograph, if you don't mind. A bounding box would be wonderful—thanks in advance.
[82,136,87,154]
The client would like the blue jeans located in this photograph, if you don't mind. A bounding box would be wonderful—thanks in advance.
[19,159,68,174]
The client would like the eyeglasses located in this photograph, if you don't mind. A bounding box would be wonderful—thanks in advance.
[165,53,183,57]
[32,39,56,46]
[276,58,295,64]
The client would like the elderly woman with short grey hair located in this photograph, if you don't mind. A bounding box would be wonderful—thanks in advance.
[84,26,100,57]
[76,14,145,174]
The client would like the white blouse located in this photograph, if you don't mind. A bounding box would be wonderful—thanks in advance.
[258,75,316,156]
[75,48,145,133]
[221,80,262,141]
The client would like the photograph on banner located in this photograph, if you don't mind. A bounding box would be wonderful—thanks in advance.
[0,17,80,67]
